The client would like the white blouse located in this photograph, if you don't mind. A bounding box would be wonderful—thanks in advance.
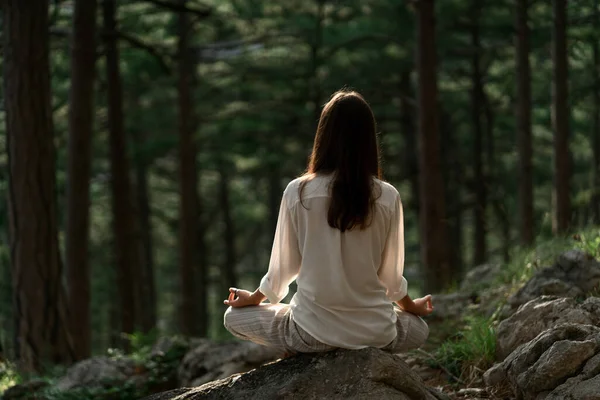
[259,174,407,349]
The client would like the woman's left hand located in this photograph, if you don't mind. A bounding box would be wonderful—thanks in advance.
[224,288,264,308]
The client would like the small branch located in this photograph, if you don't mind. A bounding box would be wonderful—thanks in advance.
[115,31,172,74]
[143,0,211,18]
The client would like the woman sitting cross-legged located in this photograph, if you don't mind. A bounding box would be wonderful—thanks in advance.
[223,89,434,355]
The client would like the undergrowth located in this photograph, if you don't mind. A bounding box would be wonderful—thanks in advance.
[430,315,496,385]
[0,361,20,393]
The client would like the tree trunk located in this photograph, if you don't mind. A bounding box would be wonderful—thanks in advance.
[219,164,238,291]
[66,0,97,361]
[552,0,571,234]
[592,0,600,223]
[399,69,419,216]
[516,0,534,245]
[103,0,140,348]
[3,0,74,372]
[195,191,209,337]
[132,129,157,333]
[178,0,201,336]
[310,0,325,127]
[440,110,463,277]
[484,91,511,263]
[471,1,487,266]
[416,0,451,293]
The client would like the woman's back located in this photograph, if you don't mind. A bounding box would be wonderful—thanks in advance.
[267,174,407,349]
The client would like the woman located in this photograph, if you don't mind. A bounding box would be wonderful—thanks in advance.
[223,89,433,355]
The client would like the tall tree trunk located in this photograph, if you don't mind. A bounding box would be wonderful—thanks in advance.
[3,0,74,372]
[177,0,201,336]
[552,0,571,234]
[484,93,511,263]
[399,69,419,216]
[219,164,238,291]
[471,1,487,266]
[416,0,451,293]
[132,129,157,333]
[516,0,534,245]
[310,0,325,127]
[440,111,463,276]
[66,0,97,361]
[195,191,209,337]
[103,0,140,348]
[592,0,600,223]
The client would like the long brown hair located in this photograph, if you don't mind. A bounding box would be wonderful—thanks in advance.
[299,89,382,232]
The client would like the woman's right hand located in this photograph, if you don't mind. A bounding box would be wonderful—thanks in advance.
[400,294,434,316]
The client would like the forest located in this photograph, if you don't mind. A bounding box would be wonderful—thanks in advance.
[1,0,599,397]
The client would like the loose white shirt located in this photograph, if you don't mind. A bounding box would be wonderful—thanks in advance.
[259,174,407,349]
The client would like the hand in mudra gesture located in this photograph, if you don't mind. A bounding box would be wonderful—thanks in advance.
[224,288,265,308]
[399,294,434,317]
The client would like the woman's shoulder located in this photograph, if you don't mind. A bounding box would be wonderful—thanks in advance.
[374,178,400,208]
[282,174,328,205]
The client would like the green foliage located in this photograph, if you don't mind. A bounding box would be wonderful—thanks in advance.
[574,229,600,259]
[431,316,496,384]
[0,361,20,393]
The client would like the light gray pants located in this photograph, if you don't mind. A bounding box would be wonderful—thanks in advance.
[224,304,429,354]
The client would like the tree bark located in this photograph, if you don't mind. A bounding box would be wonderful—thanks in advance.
[195,191,209,337]
[399,69,419,217]
[516,0,534,245]
[440,110,463,277]
[310,0,325,129]
[178,0,202,336]
[219,164,238,291]
[416,0,452,293]
[103,0,140,348]
[132,129,157,333]
[471,1,487,266]
[3,0,74,372]
[552,0,571,234]
[66,0,97,361]
[592,0,600,223]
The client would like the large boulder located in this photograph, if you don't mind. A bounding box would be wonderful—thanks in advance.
[484,323,600,400]
[178,339,284,387]
[508,250,600,310]
[55,356,137,391]
[460,263,503,291]
[147,348,449,400]
[496,296,600,360]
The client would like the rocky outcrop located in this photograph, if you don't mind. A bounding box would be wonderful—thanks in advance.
[495,296,600,360]
[55,356,138,391]
[145,348,449,400]
[178,339,283,386]
[484,323,600,399]
[508,250,600,310]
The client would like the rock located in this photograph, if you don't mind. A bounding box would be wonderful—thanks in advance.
[455,387,488,399]
[55,356,136,391]
[484,323,600,400]
[427,292,476,321]
[146,348,449,400]
[178,340,284,387]
[2,379,49,399]
[495,296,599,360]
[508,250,600,310]
[460,264,503,291]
